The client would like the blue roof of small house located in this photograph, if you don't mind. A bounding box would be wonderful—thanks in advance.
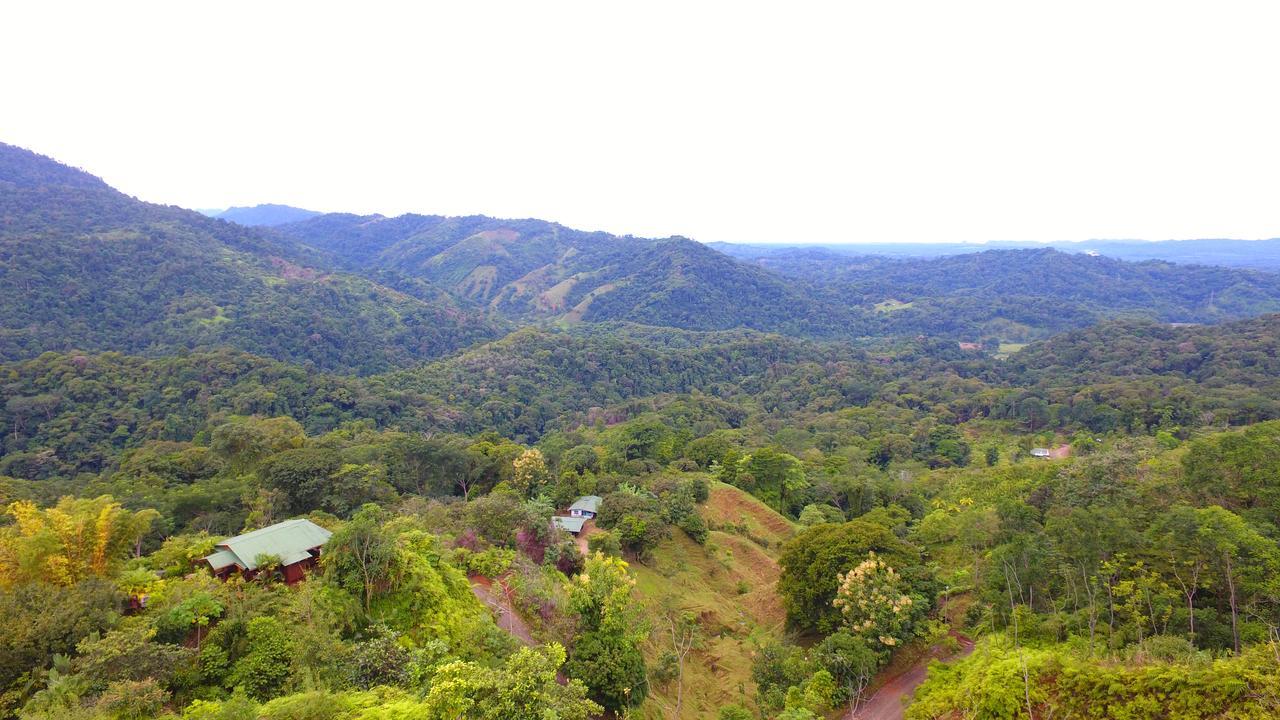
[553,516,587,533]
[203,518,331,571]
[569,495,602,514]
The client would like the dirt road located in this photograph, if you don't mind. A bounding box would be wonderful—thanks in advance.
[574,519,599,556]
[469,574,534,645]
[850,634,975,720]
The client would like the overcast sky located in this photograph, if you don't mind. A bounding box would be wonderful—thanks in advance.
[4,2,1280,244]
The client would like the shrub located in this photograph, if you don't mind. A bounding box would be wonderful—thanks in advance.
[587,531,622,557]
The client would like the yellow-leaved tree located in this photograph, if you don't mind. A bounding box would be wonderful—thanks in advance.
[0,495,159,587]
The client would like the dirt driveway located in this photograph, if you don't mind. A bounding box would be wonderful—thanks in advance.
[469,574,534,645]
[850,633,975,720]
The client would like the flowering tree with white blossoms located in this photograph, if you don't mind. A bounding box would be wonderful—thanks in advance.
[833,552,916,648]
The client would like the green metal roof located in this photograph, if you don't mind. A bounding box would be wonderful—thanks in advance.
[203,518,332,572]
[569,495,602,514]
[205,549,239,571]
[553,516,587,533]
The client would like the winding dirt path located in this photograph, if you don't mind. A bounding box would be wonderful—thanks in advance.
[469,574,534,645]
[849,633,975,720]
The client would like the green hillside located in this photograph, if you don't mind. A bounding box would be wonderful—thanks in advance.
[0,143,501,373]
[279,212,861,334]
[632,483,797,719]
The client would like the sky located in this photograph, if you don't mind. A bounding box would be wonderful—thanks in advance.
[3,1,1280,244]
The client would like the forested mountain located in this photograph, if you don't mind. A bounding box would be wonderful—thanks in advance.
[8,139,1280,373]
[213,204,322,226]
[723,246,1280,340]
[0,143,501,373]
[278,211,1280,343]
[277,212,860,333]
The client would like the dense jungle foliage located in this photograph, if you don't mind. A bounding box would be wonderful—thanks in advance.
[1,142,1278,719]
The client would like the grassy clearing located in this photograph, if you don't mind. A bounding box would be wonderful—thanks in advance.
[457,264,498,298]
[702,481,797,548]
[632,483,796,719]
[561,282,616,323]
[874,298,914,312]
[995,341,1028,359]
[537,275,578,311]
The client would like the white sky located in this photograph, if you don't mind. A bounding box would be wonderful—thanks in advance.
[3,1,1280,244]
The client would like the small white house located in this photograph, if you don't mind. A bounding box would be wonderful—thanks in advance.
[568,495,602,519]
[1030,448,1052,458]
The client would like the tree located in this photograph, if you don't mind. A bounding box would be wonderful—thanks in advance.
[228,616,293,700]
[209,416,304,471]
[559,445,601,476]
[655,608,700,718]
[0,579,119,715]
[73,623,193,691]
[1019,397,1051,431]
[322,504,397,613]
[346,627,422,689]
[566,553,649,711]
[511,448,550,497]
[613,511,669,560]
[422,643,600,720]
[799,504,845,527]
[815,630,882,714]
[1190,506,1278,652]
[834,552,919,649]
[165,591,223,651]
[1147,506,1213,640]
[742,447,808,514]
[718,705,752,720]
[257,447,342,515]
[0,496,158,587]
[384,435,470,496]
[778,519,926,633]
[606,415,676,466]
[1183,422,1280,524]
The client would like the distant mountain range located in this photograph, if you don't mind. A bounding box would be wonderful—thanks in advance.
[273,213,855,335]
[710,237,1280,270]
[203,204,323,226]
[274,211,1280,341]
[5,139,1280,368]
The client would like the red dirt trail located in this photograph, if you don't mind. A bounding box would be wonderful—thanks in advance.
[469,574,534,646]
[849,633,975,720]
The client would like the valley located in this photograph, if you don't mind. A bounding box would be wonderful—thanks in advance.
[1,143,1279,720]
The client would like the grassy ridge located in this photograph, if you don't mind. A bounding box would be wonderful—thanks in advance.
[633,483,797,718]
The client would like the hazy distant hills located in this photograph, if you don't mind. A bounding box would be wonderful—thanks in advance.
[730,247,1280,339]
[711,237,1280,270]
[207,203,323,226]
[277,207,1280,341]
[0,143,500,373]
